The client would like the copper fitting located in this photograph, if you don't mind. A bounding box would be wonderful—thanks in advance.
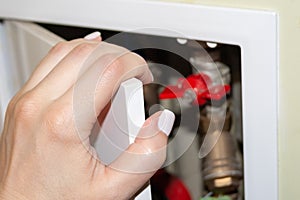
[202,131,242,194]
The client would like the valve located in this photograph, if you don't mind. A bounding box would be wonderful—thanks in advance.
[159,73,230,106]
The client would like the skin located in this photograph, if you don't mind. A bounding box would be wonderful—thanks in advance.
[0,36,169,200]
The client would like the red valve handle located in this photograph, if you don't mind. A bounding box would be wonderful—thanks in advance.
[159,73,230,106]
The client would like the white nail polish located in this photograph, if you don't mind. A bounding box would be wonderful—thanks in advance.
[84,31,101,40]
[158,109,175,136]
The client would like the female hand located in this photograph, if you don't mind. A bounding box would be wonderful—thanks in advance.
[0,33,174,200]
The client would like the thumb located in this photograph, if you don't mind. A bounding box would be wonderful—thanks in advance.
[103,110,175,198]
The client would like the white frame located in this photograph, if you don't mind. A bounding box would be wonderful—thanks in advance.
[0,24,9,130]
[0,1,278,199]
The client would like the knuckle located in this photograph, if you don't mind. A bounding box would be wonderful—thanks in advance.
[50,41,69,55]
[129,51,147,63]
[6,91,24,114]
[71,43,96,57]
[13,91,40,121]
[101,53,124,74]
[126,51,147,64]
[100,52,148,81]
[103,53,122,64]
[45,106,69,133]
[113,52,147,70]
[6,97,17,115]
[44,104,75,142]
[108,56,123,71]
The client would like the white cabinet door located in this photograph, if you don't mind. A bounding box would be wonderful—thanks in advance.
[4,20,64,93]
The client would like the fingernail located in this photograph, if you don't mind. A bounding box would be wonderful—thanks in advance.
[84,31,101,40]
[158,109,175,136]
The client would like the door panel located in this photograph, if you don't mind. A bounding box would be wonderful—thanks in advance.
[4,20,64,90]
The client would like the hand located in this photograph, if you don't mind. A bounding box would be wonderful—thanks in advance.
[0,33,175,200]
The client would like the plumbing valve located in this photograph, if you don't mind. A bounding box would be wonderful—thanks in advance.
[159,73,230,106]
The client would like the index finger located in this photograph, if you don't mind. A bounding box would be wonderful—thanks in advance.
[58,48,152,143]
[20,37,102,96]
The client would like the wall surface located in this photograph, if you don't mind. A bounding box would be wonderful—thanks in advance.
[158,0,299,199]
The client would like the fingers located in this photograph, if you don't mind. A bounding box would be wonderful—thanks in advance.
[31,41,149,102]
[20,34,102,96]
[31,41,101,100]
[11,34,153,142]
[101,110,175,199]
[58,49,153,137]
